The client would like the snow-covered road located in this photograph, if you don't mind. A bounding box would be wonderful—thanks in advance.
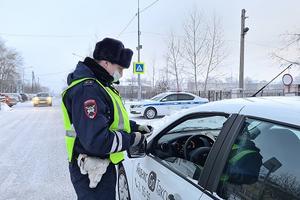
[0,98,162,199]
[0,99,75,199]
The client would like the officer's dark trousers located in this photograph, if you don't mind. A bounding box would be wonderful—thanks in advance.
[69,161,116,200]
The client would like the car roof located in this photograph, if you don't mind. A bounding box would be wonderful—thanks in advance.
[153,92,200,99]
[167,96,300,126]
[161,91,196,95]
[37,92,49,95]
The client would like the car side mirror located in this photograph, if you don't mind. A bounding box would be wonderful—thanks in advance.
[127,140,147,158]
[161,98,167,102]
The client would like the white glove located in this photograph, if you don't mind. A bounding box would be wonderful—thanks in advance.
[138,125,154,138]
[77,154,110,188]
[77,154,88,175]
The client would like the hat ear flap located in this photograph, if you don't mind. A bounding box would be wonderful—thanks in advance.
[118,48,133,68]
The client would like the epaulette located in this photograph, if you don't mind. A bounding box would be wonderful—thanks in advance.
[83,79,95,86]
[109,85,120,95]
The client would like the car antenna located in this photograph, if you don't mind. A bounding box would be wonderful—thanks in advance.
[251,63,293,97]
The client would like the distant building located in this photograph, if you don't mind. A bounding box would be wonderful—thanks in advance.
[284,84,300,96]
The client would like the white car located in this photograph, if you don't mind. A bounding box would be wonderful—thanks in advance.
[118,96,300,200]
[129,92,209,119]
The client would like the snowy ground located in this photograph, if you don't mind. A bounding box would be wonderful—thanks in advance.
[0,98,164,199]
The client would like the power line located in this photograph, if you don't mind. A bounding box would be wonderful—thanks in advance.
[140,0,160,13]
[140,31,277,49]
[117,13,137,38]
[0,30,277,49]
[117,0,160,38]
[1,1,161,40]
[0,33,91,38]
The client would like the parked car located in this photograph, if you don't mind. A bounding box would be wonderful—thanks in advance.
[119,96,300,200]
[129,92,209,119]
[26,93,35,101]
[19,93,29,102]
[0,93,18,107]
[0,94,6,103]
[6,93,22,102]
[32,92,52,107]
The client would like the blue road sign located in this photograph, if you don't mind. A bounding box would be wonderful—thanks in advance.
[133,62,145,74]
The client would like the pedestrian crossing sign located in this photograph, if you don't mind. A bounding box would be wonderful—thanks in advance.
[133,62,145,74]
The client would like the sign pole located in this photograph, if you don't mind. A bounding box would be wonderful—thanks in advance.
[137,0,142,100]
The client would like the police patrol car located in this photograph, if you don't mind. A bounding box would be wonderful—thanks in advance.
[129,92,209,119]
[118,96,300,200]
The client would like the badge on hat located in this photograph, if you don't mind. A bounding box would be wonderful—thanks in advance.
[84,99,97,119]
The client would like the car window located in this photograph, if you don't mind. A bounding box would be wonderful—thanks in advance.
[151,93,166,101]
[169,116,226,134]
[177,94,195,101]
[161,94,177,101]
[217,118,300,200]
[152,115,228,181]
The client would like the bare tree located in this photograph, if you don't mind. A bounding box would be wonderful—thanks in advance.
[203,15,227,93]
[280,33,300,51]
[150,57,156,89]
[155,76,169,93]
[183,8,207,92]
[273,31,300,66]
[0,39,23,92]
[183,9,227,93]
[268,172,300,199]
[165,56,169,88]
[166,32,183,91]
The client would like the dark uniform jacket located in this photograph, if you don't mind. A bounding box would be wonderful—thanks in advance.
[63,57,139,159]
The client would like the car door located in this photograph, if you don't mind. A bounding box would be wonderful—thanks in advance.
[176,94,196,110]
[160,94,178,115]
[200,116,300,200]
[130,112,236,200]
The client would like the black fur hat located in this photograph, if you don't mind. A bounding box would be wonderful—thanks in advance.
[93,38,133,68]
[117,48,133,68]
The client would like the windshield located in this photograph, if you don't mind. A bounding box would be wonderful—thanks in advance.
[151,93,167,101]
[169,116,227,134]
[37,93,49,97]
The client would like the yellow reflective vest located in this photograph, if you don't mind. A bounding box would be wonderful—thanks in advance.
[61,78,131,164]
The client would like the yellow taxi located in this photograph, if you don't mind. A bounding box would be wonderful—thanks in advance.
[32,92,52,107]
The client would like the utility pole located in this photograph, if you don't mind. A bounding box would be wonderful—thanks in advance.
[38,77,40,92]
[137,0,142,100]
[31,71,35,93]
[239,9,249,96]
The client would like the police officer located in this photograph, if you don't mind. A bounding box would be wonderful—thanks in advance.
[61,38,152,199]
[217,133,262,198]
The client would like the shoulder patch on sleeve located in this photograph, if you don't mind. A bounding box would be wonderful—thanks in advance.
[83,79,95,86]
[84,99,97,119]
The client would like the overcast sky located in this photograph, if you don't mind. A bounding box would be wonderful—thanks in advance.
[0,0,299,93]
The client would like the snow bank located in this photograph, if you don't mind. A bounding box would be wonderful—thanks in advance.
[0,103,13,111]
